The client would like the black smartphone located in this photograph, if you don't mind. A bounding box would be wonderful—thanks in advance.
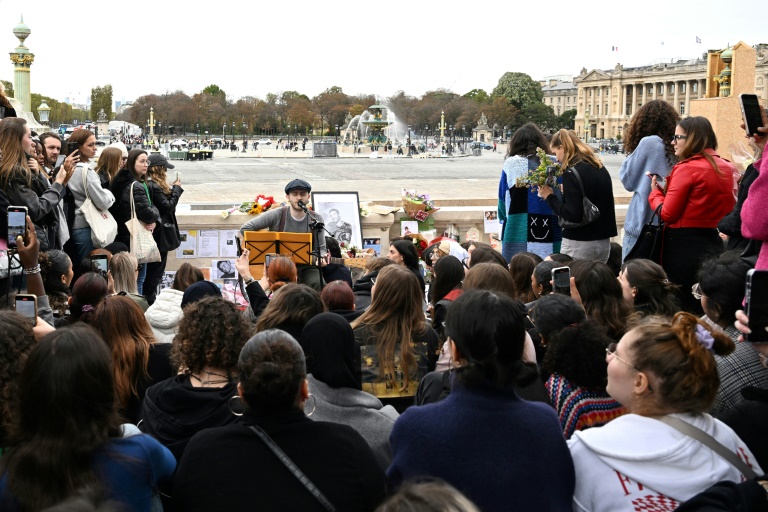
[67,141,79,156]
[647,173,666,189]
[740,94,764,137]
[15,294,37,325]
[7,205,28,249]
[745,269,768,343]
[90,254,109,274]
[552,266,571,296]
[235,235,242,257]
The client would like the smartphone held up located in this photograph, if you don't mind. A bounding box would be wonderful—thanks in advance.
[7,205,28,249]
[740,94,764,137]
[552,266,571,296]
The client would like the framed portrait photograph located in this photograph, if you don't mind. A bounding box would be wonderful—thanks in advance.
[311,191,363,249]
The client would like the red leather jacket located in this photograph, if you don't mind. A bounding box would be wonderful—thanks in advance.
[649,149,736,229]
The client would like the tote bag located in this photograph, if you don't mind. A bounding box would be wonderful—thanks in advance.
[78,166,118,248]
[625,205,664,263]
[126,183,161,264]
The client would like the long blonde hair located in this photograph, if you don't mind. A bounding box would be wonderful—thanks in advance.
[147,165,171,195]
[551,129,602,169]
[0,118,31,189]
[95,147,123,184]
[110,252,139,295]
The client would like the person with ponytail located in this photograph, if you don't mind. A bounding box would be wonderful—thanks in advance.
[173,329,386,511]
[618,258,680,317]
[388,289,575,511]
[568,312,761,511]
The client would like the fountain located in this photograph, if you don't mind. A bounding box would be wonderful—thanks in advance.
[342,103,407,152]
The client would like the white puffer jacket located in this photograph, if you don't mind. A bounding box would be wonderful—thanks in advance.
[145,288,184,343]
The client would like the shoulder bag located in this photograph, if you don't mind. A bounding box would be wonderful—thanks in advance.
[78,166,118,248]
[248,424,336,512]
[126,183,161,264]
[657,415,758,479]
[557,167,601,229]
[625,205,664,263]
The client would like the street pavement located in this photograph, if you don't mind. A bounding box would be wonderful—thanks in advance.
[172,147,631,207]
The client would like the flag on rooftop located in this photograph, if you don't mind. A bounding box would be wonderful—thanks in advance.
[612,46,618,51]
[696,36,701,43]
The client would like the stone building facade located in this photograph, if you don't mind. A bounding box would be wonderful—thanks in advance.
[542,43,768,141]
[541,79,578,117]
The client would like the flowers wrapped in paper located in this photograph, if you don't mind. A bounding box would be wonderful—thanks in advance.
[402,189,439,222]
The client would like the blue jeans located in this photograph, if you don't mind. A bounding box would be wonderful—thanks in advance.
[71,227,94,268]
[137,263,147,295]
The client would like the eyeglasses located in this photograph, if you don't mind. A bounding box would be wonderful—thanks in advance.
[672,134,688,141]
[691,282,707,300]
[606,342,637,370]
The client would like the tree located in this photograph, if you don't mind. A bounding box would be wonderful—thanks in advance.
[491,72,543,110]
[90,84,113,120]
[463,89,490,104]
[202,84,226,97]
[557,109,577,130]
[519,103,558,132]
[1,80,13,99]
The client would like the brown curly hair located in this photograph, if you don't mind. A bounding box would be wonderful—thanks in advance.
[624,100,679,164]
[0,311,37,438]
[171,296,253,376]
[629,312,734,415]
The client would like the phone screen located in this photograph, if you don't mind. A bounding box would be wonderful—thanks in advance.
[7,207,27,248]
[745,270,768,343]
[552,267,571,296]
[91,255,109,273]
[265,254,276,271]
[15,296,37,324]
[740,94,764,137]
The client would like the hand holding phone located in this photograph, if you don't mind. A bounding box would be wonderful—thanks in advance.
[7,206,28,249]
[740,94,765,138]
[647,172,666,190]
[15,294,38,325]
[745,270,768,343]
[552,267,571,296]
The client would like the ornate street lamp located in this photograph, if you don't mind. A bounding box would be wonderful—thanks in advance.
[242,121,247,152]
[37,102,50,126]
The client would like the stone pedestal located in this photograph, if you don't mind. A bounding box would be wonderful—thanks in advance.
[691,42,756,162]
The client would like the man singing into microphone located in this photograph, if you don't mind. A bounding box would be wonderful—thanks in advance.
[239,178,326,290]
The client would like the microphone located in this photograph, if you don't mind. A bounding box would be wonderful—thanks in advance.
[297,200,309,213]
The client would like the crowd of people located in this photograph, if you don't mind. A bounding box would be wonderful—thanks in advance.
[0,96,767,512]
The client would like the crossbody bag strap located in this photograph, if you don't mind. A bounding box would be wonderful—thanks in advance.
[568,166,587,196]
[247,425,336,512]
[81,165,91,201]
[657,416,758,479]
[130,182,137,219]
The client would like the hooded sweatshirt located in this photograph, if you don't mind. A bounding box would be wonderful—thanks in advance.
[139,375,239,462]
[144,288,184,343]
[568,412,762,511]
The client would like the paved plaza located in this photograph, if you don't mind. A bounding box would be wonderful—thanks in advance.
[173,148,631,207]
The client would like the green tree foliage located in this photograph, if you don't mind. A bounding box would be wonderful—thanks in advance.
[90,85,113,121]
[30,93,87,126]
[463,89,489,104]
[519,103,558,132]
[492,72,543,110]
[1,80,13,98]
[557,108,577,130]
[202,84,226,97]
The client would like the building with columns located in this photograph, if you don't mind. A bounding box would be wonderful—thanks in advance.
[566,44,768,141]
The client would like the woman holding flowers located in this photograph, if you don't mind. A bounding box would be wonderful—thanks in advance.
[499,123,562,262]
[538,129,617,263]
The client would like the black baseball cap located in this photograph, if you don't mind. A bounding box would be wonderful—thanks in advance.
[285,179,311,194]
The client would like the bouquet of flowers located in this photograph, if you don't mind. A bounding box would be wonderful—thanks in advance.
[402,189,439,222]
[238,194,278,216]
[515,148,562,188]
[339,241,363,258]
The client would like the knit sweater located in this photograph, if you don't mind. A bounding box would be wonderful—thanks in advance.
[388,380,575,512]
[498,155,562,260]
[742,156,768,269]
[620,136,673,239]
[545,373,626,439]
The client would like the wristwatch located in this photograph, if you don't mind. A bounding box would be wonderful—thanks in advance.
[244,277,256,286]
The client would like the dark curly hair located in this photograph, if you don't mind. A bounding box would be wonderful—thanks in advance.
[238,329,306,412]
[624,99,679,165]
[172,296,253,376]
[0,311,37,439]
[39,250,72,315]
[542,320,613,391]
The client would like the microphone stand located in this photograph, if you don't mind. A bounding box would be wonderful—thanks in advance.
[297,200,328,267]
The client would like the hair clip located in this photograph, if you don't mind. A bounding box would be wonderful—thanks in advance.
[695,324,715,354]
[81,304,94,313]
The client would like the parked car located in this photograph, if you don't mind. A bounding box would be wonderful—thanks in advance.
[470,141,493,150]
[255,138,272,145]
[170,139,188,149]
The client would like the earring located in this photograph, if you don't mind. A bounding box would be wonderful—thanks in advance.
[305,394,317,417]
[228,395,243,417]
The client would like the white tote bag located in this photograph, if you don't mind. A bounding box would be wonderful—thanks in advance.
[78,166,118,248]
[126,183,161,264]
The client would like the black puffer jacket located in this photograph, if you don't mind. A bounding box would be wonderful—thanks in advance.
[109,168,160,247]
